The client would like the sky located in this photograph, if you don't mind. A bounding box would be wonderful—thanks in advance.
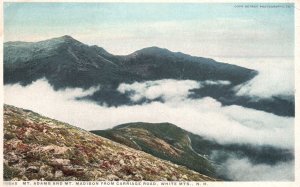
[4,3,295,57]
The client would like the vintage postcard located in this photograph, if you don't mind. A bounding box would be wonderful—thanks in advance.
[1,0,299,186]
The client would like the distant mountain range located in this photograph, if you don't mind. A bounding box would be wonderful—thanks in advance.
[4,35,294,116]
[4,105,217,181]
[91,122,294,180]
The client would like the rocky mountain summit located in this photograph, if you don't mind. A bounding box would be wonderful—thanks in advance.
[3,105,217,181]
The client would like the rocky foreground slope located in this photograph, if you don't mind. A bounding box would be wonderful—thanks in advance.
[3,105,217,181]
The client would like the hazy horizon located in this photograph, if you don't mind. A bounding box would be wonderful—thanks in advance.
[3,34,295,59]
[4,3,294,57]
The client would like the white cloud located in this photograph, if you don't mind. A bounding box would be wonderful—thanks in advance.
[218,157,294,181]
[118,79,231,102]
[214,57,294,99]
[4,79,293,150]
[118,79,202,102]
[4,79,101,124]
[203,80,231,86]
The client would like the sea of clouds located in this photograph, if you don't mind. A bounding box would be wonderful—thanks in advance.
[4,79,294,150]
[4,58,294,181]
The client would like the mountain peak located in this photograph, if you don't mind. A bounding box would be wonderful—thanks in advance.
[129,46,194,60]
[4,35,79,47]
[134,46,172,55]
[60,35,74,40]
[53,35,78,43]
[43,35,82,46]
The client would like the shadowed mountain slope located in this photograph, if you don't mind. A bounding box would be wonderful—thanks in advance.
[4,36,256,88]
[4,36,294,116]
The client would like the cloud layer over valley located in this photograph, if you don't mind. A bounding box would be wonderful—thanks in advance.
[4,78,294,181]
[4,79,293,149]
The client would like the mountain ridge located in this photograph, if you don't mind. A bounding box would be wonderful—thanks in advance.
[3,35,246,66]
[91,122,294,180]
[4,35,294,116]
[4,35,256,75]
